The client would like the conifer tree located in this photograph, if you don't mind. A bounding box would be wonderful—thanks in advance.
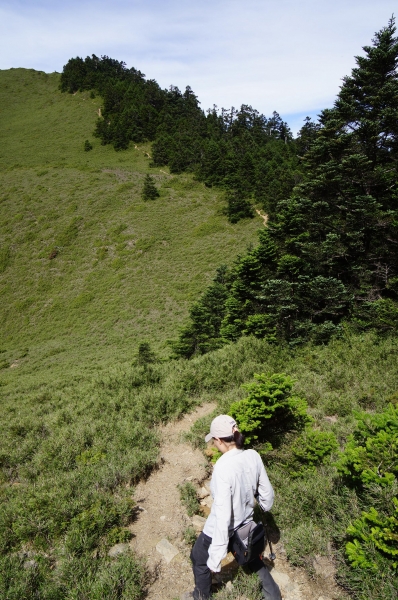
[135,342,156,366]
[173,19,398,355]
[225,189,254,223]
[141,174,159,201]
[274,18,398,303]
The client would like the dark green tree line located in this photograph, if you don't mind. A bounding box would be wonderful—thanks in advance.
[172,18,398,357]
[60,56,301,218]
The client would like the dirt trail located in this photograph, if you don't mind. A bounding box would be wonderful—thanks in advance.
[129,404,345,600]
[255,209,268,226]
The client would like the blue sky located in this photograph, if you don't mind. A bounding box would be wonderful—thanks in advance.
[0,0,396,133]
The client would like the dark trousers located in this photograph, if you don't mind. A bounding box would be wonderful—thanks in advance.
[190,532,281,600]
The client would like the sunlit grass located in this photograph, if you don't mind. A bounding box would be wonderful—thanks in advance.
[0,68,260,395]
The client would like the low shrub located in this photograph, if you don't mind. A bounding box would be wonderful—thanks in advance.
[64,497,133,556]
[89,552,145,600]
[178,482,200,517]
[284,428,338,477]
[183,526,197,547]
[106,526,132,547]
[229,373,311,444]
[345,497,398,571]
[336,404,398,487]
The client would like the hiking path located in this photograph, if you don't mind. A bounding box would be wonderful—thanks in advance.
[128,403,345,600]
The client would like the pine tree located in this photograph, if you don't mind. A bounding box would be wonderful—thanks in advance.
[135,342,156,366]
[170,267,229,358]
[225,189,254,223]
[268,18,398,337]
[174,19,398,353]
[141,174,159,201]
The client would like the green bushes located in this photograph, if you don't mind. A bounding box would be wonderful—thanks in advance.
[1,330,398,597]
[89,552,145,600]
[346,499,398,570]
[286,428,338,477]
[0,550,145,600]
[229,373,311,444]
[332,404,398,582]
[336,404,398,487]
[181,339,398,597]
[64,496,133,556]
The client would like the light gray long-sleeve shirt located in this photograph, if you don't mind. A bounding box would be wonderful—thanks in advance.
[203,447,274,572]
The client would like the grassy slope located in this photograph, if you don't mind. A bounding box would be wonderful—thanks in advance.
[0,68,260,391]
[1,69,397,600]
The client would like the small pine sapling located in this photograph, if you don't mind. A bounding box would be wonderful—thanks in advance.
[141,174,159,201]
[229,373,311,445]
[135,342,156,367]
[345,498,398,571]
[336,404,398,487]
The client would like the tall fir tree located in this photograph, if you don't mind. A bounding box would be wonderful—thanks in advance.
[173,18,398,356]
[273,17,398,300]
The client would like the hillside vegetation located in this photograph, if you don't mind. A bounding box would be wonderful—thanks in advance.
[0,67,260,391]
[174,19,398,354]
[1,19,398,600]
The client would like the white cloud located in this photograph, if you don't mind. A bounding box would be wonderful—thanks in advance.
[1,0,396,132]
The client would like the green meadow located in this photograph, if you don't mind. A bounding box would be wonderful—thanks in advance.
[0,68,260,391]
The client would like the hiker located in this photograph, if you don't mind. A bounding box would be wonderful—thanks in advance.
[182,415,281,600]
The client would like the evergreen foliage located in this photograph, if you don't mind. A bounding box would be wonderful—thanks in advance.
[345,499,398,571]
[174,19,398,355]
[141,174,159,201]
[169,266,230,358]
[5,21,398,600]
[333,403,398,578]
[273,18,398,301]
[229,373,311,444]
[224,189,254,223]
[286,428,338,477]
[336,404,398,487]
[135,342,157,366]
[60,58,300,218]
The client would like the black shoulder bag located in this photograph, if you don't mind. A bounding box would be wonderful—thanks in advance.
[229,521,266,566]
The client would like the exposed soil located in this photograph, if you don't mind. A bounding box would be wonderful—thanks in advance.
[255,209,268,226]
[129,403,346,600]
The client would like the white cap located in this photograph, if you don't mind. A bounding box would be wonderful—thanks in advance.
[205,415,237,443]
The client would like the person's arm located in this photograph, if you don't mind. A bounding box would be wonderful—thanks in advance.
[207,470,232,573]
[256,454,274,512]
